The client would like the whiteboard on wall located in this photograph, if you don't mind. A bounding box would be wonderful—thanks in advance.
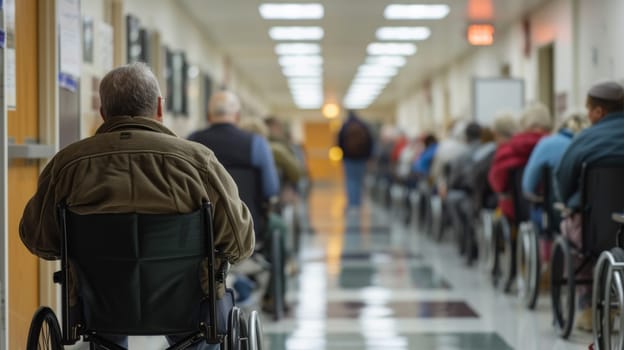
[472,78,525,125]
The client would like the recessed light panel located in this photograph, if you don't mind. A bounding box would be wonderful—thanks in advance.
[367,43,417,56]
[259,3,324,20]
[384,4,450,20]
[279,55,324,66]
[275,43,321,55]
[365,56,407,67]
[376,27,431,41]
[269,27,324,41]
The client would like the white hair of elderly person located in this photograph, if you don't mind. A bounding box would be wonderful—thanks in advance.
[429,120,471,184]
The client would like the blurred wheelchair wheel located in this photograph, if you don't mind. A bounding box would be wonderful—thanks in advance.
[26,307,63,350]
[247,310,264,350]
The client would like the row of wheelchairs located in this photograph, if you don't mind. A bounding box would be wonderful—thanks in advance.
[370,161,624,350]
[26,202,264,350]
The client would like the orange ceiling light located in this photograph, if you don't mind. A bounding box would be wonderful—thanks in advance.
[468,0,493,21]
[467,24,495,46]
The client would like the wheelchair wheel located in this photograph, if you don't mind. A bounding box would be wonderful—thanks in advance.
[517,222,540,309]
[270,229,285,321]
[480,211,494,273]
[228,306,243,350]
[247,310,264,350]
[594,250,612,350]
[598,248,624,350]
[490,218,502,287]
[498,217,516,293]
[26,307,63,350]
[551,236,575,338]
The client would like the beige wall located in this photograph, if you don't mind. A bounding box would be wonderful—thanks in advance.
[79,0,272,139]
[396,0,576,137]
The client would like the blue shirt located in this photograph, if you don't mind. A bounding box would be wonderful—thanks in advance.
[250,134,280,198]
[413,144,438,175]
[556,112,624,208]
[522,129,574,197]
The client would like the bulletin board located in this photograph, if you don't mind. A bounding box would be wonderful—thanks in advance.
[472,78,525,125]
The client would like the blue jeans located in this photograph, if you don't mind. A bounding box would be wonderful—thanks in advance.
[343,159,367,207]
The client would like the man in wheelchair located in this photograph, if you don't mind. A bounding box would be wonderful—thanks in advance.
[19,63,256,349]
[556,80,624,332]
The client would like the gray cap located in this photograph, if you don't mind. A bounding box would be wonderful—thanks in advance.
[588,81,624,101]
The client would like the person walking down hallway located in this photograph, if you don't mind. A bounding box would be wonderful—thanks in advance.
[337,110,374,211]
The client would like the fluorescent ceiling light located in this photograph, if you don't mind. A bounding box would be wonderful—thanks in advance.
[384,4,450,20]
[376,27,431,41]
[358,65,398,75]
[259,3,324,20]
[365,56,406,67]
[269,27,324,40]
[283,66,323,77]
[367,43,417,56]
[353,76,392,84]
[279,55,323,66]
[275,43,321,55]
[289,78,322,84]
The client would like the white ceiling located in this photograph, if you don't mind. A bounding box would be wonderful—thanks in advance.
[178,0,550,114]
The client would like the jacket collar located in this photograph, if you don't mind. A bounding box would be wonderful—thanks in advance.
[96,116,177,137]
[596,111,624,125]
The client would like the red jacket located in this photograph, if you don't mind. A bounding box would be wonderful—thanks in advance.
[488,131,547,221]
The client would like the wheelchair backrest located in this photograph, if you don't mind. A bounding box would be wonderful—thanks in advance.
[63,206,209,336]
[510,167,531,223]
[227,165,267,238]
[581,161,624,254]
[540,166,562,235]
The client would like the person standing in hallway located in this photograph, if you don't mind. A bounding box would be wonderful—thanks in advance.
[337,110,374,211]
[19,63,255,349]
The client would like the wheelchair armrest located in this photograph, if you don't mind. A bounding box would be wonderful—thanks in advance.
[553,202,572,217]
[612,212,624,224]
[53,271,62,284]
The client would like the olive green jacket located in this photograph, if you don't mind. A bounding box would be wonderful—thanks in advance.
[20,116,255,300]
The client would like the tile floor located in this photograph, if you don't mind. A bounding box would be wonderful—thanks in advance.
[72,182,594,349]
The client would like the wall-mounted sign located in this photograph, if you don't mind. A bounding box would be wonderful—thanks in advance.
[467,24,495,46]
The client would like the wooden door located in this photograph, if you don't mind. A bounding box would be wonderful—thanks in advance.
[303,120,342,182]
[8,0,40,348]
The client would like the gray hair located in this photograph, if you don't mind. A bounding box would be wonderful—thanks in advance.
[492,112,519,139]
[209,90,241,120]
[99,63,161,118]
[520,103,553,131]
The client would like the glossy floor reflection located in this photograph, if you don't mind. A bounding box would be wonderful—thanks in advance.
[263,182,593,350]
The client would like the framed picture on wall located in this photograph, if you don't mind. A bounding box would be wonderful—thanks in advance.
[203,73,213,119]
[164,48,188,116]
[82,16,94,63]
[126,15,150,64]
[165,47,174,112]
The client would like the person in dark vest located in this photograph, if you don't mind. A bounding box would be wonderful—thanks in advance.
[188,90,279,238]
[337,110,374,211]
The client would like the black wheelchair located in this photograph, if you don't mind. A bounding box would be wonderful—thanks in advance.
[592,213,624,350]
[516,166,561,310]
[550,162,624,339]
[26,202,263,350]
[491,167,531,293]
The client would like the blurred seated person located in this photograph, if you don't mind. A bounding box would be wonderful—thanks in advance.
[395,135,424,187]
[555,81,624,331]
[443,122,483,258]
[430,121,469,184]
[488,104,553,222]
[188,91,280,310]
[521,112,589,263]
[411,134,438,180]
[20,63,255,350]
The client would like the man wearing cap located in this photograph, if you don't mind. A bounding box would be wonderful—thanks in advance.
[555,80,624,331]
